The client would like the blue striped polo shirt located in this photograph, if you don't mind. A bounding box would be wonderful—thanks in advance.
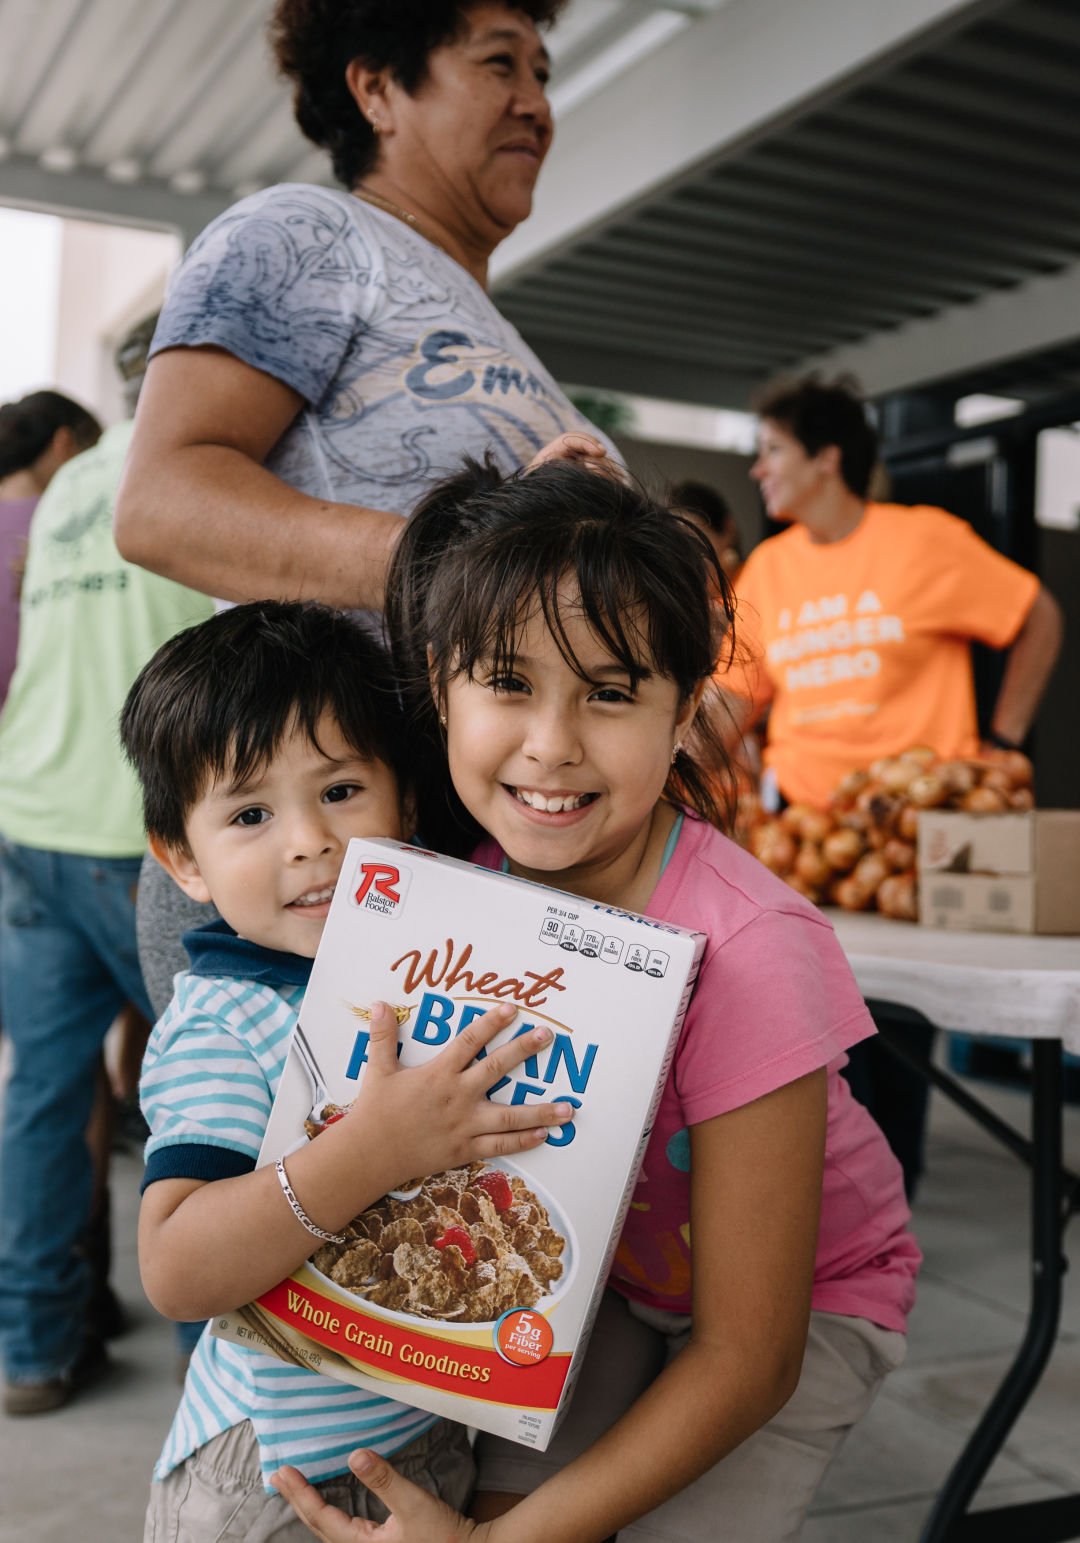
[140,921,438,1490]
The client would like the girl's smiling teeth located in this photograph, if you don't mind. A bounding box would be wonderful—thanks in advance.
[512,787,597,814]
[289,883,336,909]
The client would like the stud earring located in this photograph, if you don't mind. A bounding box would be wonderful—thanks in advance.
[671,741,682,765]
[439,710,447,728]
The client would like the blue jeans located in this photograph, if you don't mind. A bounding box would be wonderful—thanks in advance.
[0,841,151,1383]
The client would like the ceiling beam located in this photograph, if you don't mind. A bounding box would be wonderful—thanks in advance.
[492,0,1009,287]
[0,152,230,247]
[533,336,761,406]
[799,257,1080,396]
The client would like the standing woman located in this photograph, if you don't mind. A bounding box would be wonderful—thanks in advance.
[0,391,100,705]
[730,376,1061,814]
[114,0,603,617]
[727,375,1063,1198]
[113,0,614,1013]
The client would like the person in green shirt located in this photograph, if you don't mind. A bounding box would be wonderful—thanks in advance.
[0,318,214,1415]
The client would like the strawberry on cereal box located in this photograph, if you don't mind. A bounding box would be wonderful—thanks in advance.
[214,838,704,1449]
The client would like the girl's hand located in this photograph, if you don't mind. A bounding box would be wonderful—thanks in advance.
[527,432,625,481]
[271,1451,486,1543]
[348,1001,574,1188]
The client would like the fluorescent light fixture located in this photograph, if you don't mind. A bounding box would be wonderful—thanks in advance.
[105,158,141,184]
[40,146,77,174]
[171,169,207,194]
[954,393,1024,428]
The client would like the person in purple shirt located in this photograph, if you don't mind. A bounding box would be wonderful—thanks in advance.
[0,390,101,703]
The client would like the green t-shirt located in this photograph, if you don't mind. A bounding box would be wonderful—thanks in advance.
[0,420,213,856]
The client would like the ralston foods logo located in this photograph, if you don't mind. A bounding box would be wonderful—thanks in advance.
[351,859,412,917]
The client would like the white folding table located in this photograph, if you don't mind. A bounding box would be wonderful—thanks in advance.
[831,913,1080,1543]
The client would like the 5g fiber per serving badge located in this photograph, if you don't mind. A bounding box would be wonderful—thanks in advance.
[214,838,705,1448]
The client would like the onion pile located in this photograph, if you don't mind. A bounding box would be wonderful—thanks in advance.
[739,747,1033,919]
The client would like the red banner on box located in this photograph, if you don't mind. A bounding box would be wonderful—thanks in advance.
[258,1278,571,1410]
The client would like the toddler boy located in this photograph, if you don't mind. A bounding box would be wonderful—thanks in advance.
[121,600,571,1541]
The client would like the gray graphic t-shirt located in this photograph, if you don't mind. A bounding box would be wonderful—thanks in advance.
[151,183,609,515]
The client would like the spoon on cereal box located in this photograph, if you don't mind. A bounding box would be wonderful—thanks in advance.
[297,1009,423,1200]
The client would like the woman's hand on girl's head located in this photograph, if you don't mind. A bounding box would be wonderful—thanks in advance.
[272,1452,487,1543]
[527,433,625,481]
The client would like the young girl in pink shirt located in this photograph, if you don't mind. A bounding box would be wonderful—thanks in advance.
[274,454,921,1543]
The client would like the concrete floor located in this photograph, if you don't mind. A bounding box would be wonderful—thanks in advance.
[2,1063,1079,1542]
[804,1074,1080,1543]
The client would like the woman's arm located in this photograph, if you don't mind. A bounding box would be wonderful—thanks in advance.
[987,585,1063,748]
[274,1067,829,1543]
[115,357,617,612]
[114,348,404,610]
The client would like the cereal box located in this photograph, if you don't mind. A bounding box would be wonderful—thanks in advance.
[212,837,705,1448]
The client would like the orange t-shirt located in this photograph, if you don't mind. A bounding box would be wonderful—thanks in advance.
[725,503,1040,808]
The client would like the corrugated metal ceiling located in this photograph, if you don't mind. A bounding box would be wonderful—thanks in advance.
[0,0,692,201]
[2,0,1078,409]
[493,0,1080,406]
[901,336,1080,414]
[0,0,343,196]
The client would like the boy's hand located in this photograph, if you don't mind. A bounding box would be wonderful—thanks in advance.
[348,1001,573,1189]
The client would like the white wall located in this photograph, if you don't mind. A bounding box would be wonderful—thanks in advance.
[52,217,180,424]
[0,208,62,402]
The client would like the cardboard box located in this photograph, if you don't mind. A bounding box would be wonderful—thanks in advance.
[213,838,704,1449]
[917,810,1080,934]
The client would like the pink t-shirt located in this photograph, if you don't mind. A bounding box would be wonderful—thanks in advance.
[473,815,921,1332]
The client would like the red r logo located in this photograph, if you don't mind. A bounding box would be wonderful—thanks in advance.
[354,863,402,905]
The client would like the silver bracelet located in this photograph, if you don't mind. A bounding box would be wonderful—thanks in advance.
[275,1158,347,1245]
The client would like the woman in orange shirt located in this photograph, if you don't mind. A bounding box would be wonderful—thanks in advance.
[725,376,1063,1198]
[728,377,1061,812]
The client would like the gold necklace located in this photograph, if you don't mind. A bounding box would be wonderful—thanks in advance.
[352,186,449,256]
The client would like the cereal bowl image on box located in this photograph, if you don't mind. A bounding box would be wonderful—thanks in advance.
[303,1153,578,1338]
[213,838,704,1449]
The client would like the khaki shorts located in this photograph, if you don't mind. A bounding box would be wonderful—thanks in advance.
[144,1416,474,1543]
[475,1291,905,1542]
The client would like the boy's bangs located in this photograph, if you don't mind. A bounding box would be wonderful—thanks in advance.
[215,694,336,792]
[446,539,659,689]
[223,674,402,790]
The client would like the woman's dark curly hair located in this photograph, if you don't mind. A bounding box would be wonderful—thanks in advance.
[271,1,568,189]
